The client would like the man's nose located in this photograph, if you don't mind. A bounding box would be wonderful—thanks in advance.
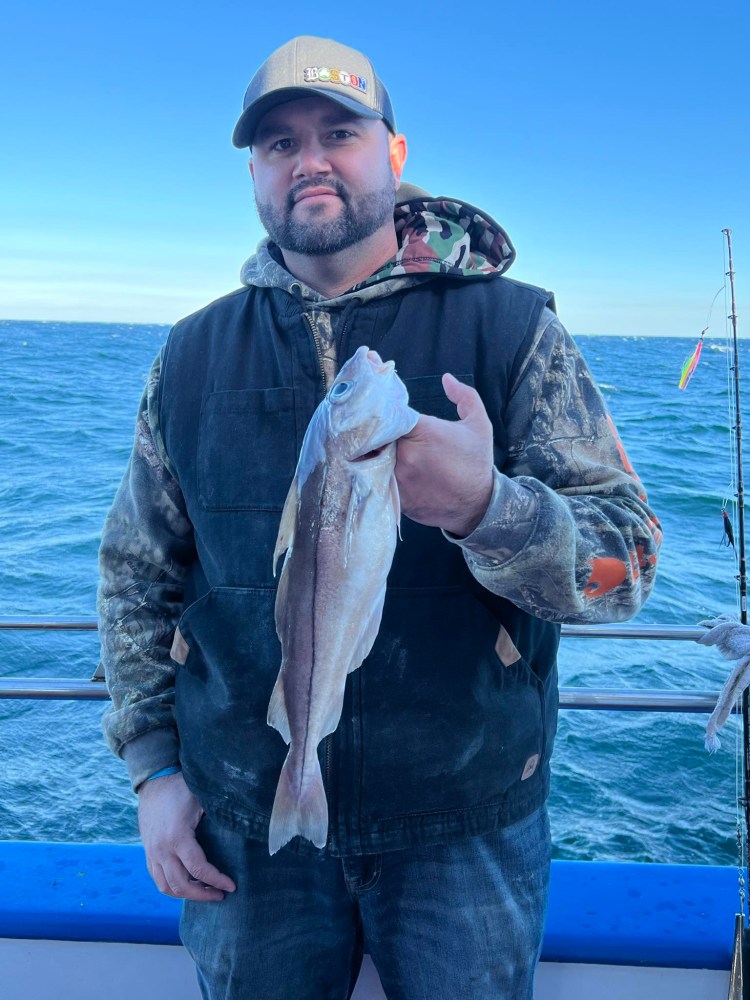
[292,140,332,178]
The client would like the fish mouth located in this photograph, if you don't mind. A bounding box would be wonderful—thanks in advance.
[366,350,395,376]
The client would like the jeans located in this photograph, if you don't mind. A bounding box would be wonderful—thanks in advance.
[180,806,551,1000]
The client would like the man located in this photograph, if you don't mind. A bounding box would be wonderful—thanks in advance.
[98,35,661,1000]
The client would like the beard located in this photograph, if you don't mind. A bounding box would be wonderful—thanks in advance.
[255,174,396,256]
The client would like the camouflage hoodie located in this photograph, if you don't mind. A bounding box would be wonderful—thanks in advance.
[98,195,662,790]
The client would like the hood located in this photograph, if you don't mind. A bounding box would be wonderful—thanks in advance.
[388,194,515,279]
[240,190,515,298]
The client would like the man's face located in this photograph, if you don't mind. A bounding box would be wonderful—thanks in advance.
[249,96,403,256]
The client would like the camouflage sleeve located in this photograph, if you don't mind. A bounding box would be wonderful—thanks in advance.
[449,308,662,623]
[97,349,195,790]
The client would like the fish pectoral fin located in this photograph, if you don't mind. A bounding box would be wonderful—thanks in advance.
[343,473,372,566]
[267,671,291,744]
[273,474,299,576]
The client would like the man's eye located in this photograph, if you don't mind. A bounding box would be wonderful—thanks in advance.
[330,130,354,140]
[271,138,294,151]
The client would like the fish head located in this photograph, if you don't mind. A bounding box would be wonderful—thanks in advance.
[326,346,419,462]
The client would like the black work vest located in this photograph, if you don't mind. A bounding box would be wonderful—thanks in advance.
[159,274,560,856]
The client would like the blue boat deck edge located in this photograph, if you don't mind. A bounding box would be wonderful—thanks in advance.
[0,842,738,970]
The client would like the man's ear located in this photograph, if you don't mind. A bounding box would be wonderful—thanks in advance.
[249,158,254,180]
[389,134,407,187]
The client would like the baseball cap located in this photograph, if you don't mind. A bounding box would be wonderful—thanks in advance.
[232,36,396,149]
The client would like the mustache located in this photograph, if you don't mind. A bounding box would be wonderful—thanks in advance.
[287,177,349,211]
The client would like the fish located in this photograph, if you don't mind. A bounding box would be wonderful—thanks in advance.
[266,345,419,855]
[698,615,750,752]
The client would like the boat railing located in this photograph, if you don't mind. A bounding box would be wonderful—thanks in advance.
[0,616,728,714]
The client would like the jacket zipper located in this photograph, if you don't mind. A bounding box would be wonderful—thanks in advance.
[302,312,328,392]
[336,313,353,366]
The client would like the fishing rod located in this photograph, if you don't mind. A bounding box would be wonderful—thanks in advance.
[721,228,750,1000]
[724,229,749,630]
[724,231,749,847]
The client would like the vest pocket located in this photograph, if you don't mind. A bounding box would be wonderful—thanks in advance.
[359,586,546,821]
[198,388,296,511]
[402,374,475,420]
[174,586,286,815]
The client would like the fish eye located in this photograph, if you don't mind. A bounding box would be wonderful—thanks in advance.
[330,381,352,400]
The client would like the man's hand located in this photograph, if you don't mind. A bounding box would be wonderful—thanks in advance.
[396,373,494,538]
[138,770,236,901]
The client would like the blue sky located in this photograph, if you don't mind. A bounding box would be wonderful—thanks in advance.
[1,0,748,335]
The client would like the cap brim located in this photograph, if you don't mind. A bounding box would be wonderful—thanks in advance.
[232,87,382,149]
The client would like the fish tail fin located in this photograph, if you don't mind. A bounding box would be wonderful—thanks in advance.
[268,751,328,855]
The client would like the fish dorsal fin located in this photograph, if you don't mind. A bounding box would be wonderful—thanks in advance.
[320,695,346,739]
[390,471,402,540]
[343,472,372,567]
[267,670,291,744]
[273,473,299,575]
[344,473,400,673]
[274,552,292,641]
[347,583,388,674]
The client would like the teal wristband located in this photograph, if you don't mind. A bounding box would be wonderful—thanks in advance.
[144,765,181,782]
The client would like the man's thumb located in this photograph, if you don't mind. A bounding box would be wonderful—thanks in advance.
[442,373,488,423]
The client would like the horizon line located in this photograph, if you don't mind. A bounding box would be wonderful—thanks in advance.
[1,318,747,339]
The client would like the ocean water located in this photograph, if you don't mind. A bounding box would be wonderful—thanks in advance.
[0,318,748,869]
